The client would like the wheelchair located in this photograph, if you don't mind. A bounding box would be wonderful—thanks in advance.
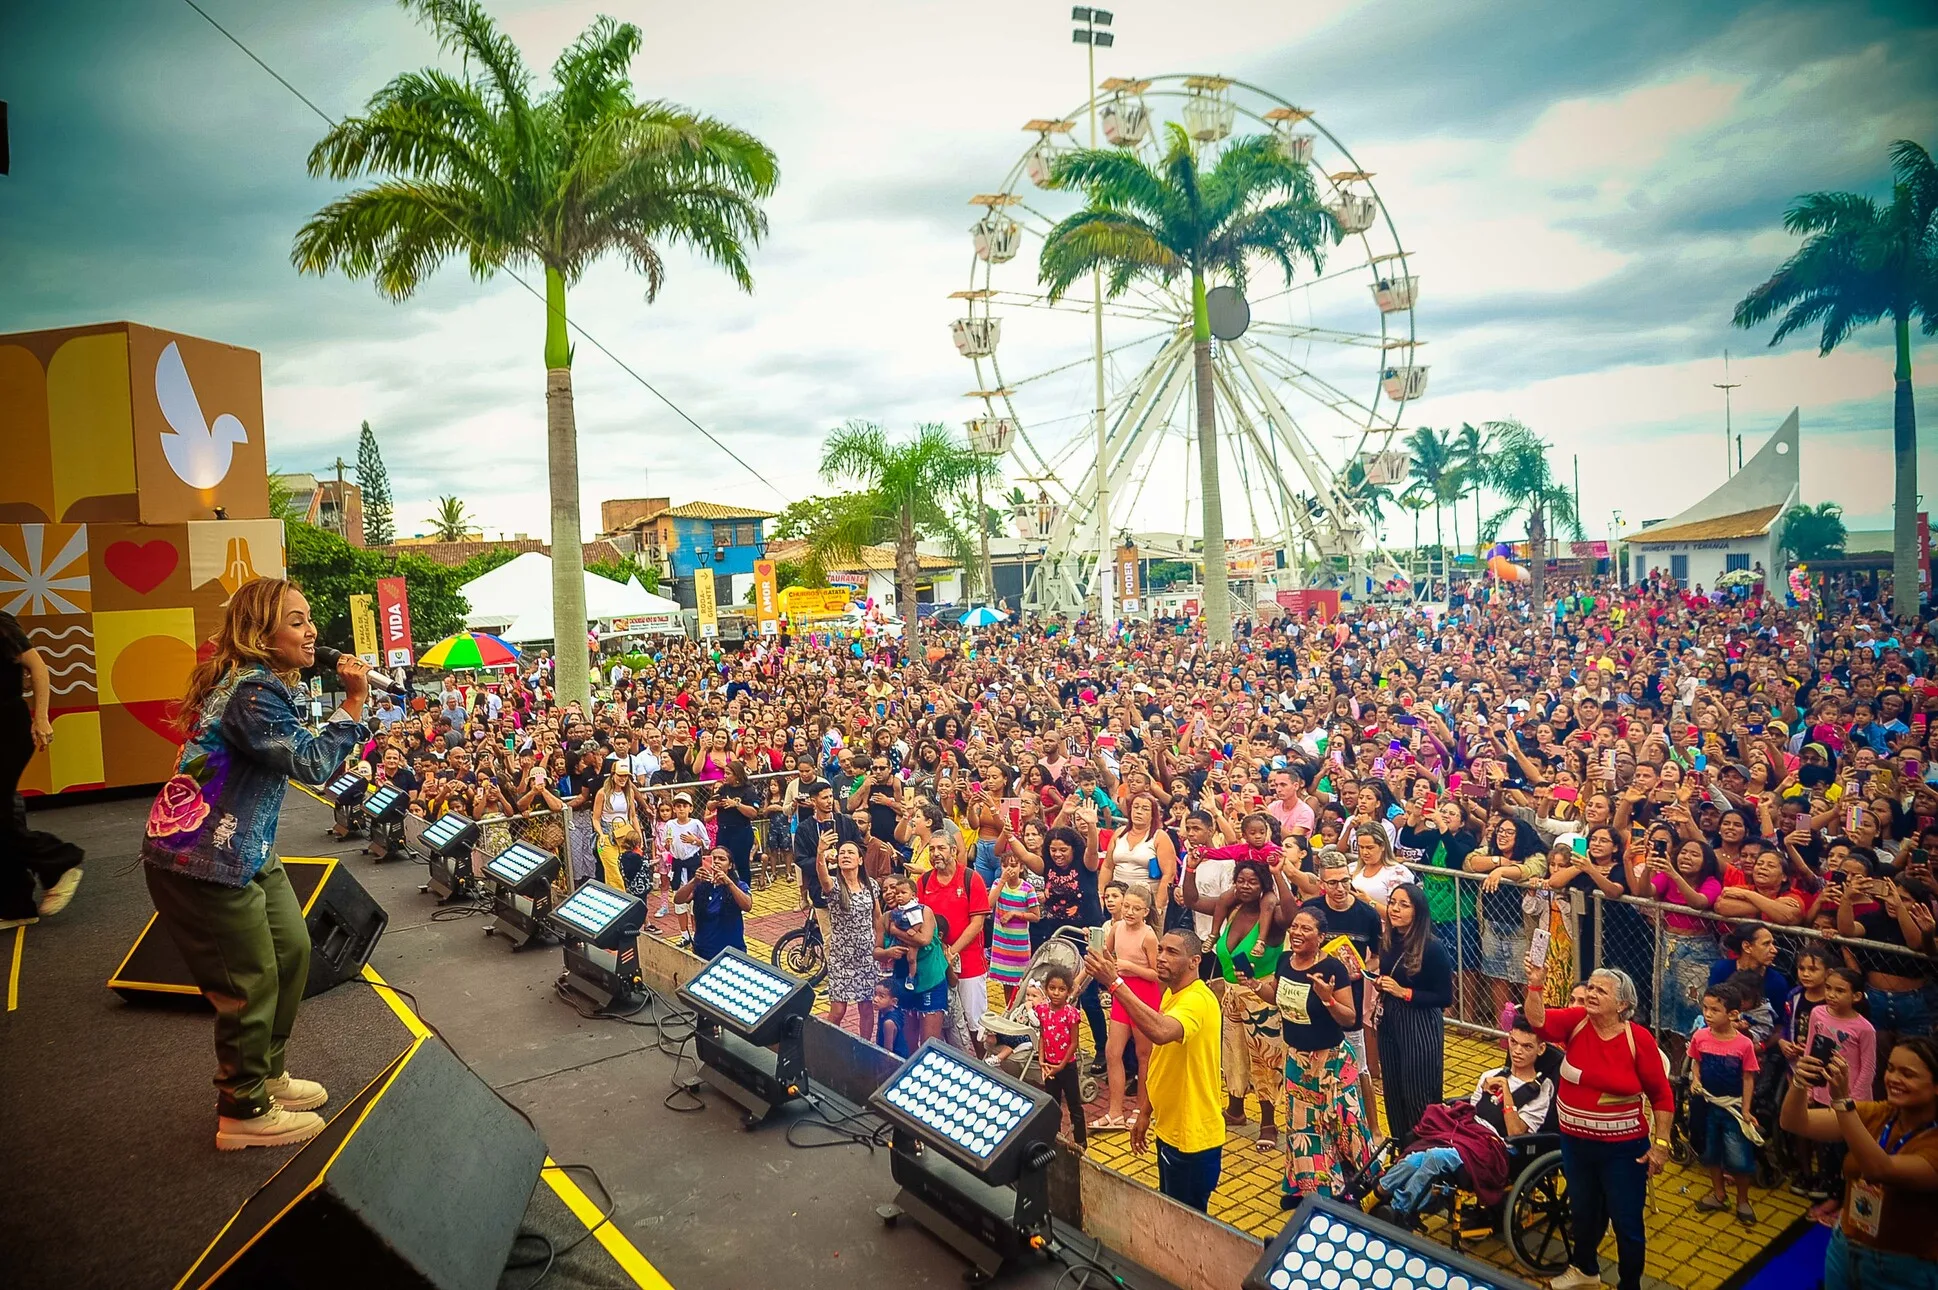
[1336,1129,1574,1277]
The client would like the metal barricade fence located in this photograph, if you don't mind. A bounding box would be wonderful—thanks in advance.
[1404,862,1925,1043]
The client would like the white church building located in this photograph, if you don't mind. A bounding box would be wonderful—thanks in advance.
[1627,409,1800,590]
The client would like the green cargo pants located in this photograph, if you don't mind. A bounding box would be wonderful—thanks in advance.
[144,856,310,1118]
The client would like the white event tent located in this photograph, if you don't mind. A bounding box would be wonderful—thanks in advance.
[458,551,682,643]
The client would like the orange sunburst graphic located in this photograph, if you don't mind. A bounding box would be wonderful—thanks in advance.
[0,523,91,616]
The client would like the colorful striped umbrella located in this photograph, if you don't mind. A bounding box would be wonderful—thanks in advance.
[417,631,521,669]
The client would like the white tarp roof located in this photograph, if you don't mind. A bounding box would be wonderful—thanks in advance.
[459,551,681,643]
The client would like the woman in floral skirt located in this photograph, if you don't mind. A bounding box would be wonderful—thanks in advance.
[1269,905,1372,1205]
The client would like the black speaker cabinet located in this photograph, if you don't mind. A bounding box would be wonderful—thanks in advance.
[179,1036,546,1289]
[109,857,388,1003]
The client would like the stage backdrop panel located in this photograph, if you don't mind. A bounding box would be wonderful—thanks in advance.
[2,321,282,794]
[0,321,269,526]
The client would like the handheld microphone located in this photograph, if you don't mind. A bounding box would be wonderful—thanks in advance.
[313,645,404,695]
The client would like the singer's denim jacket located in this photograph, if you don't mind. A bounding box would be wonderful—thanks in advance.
[141,664,369,887]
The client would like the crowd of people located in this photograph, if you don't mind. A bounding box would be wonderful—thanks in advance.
[327,567,1938,1290]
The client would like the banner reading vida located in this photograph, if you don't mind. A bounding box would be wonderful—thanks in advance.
[376,576,414,667]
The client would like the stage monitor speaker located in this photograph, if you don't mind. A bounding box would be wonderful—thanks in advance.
[109,857,388,1003]
[179,1035,546,1290]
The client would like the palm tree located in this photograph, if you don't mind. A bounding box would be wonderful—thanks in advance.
[1452,421,1491,561]
[1478,420,1582,610]
[1734,139,1937,616]
[811,422,991,655]
[1403,425,1457,570]
[1039,125,1337,643]
[292,0,777,706]
[949,492,1006,597]
[1397,488,1431,558]
[1779,501,1848,563]
[426,494,472,542]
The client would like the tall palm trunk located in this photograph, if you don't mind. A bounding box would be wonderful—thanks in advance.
[544,266,590,709]
[1529,507,1547,612]
[976,472,993,605]
[1191,274,1230,644]
[1433,503,1444,587]
[898,504,922,658]
[1892,315,1920,618]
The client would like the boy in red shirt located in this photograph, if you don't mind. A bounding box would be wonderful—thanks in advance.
[1689,983,1762,1226]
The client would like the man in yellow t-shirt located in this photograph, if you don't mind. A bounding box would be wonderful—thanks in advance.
[1086,929,1225,1211]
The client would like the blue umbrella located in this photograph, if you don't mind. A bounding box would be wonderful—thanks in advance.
[962,606,1002,627]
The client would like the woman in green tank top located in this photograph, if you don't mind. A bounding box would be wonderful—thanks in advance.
[1186,857,1297,1149]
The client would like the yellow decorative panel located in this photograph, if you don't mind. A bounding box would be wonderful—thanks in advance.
[93,607,197,707]
[47,331,136,520]
[20,710,105,794]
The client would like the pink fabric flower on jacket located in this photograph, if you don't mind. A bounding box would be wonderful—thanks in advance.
[147,774,212,840]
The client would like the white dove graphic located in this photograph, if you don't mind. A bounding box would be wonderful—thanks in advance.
[155,341,249,489]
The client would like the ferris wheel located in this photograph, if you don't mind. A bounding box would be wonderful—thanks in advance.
[954,74,1424,615]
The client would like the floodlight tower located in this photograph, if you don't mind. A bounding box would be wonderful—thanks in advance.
[1072,6,1114,622]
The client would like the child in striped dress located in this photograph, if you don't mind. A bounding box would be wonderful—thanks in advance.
[990,853,1040,1003]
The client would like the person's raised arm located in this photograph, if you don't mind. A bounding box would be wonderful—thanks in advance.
[1082,948,1185,1045]
[1522,957,1548,1030]
[1820,1055,1938,1189]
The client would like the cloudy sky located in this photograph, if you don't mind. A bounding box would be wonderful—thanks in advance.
[3,0,1935,545]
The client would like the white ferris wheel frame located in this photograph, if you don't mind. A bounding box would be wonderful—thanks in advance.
[959,73,1425,613]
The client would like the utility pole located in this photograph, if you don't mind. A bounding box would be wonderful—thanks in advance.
[1714,350,1741,479]
[1073,7,1114,624]
[330,455,350,541]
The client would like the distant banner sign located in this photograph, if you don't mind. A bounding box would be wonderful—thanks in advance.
[349,593,380,664]
[1920,512,1931,592]
[1276,588,1341,622]
[1116,545,1139,609]
[612,613,682,635]
[694,569,719,639]
[376,577,414,667]
[753,559,780,636]
[1183,598,1200,618]
[1570,540,1610,559]
[777,586,850,619]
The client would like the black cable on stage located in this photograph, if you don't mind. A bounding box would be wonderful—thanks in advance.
[503,1161,619,1290]
[174,0,793,505]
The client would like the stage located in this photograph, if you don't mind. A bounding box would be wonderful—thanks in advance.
[2,790,1177,1290]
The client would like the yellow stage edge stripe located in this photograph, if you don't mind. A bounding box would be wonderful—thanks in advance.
[542,1158,673,1290]
[355,965,669,1288]
[7,924,23,1012]
[357,963,432,1041]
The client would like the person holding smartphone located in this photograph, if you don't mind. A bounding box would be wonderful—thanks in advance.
[676,845,752,961]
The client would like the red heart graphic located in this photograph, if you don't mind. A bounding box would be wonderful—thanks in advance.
[104,540,180,594]
[122,699,183,745]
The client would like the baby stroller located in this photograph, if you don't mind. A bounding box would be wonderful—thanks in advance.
[978,926,1100,1104]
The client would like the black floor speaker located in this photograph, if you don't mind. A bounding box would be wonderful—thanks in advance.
[179,1035,546,1289]
[109,857,388,1003]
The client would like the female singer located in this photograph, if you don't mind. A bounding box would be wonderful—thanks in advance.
[140,578,371,1150]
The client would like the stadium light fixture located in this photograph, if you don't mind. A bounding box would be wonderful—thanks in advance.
[415,811,480,902]
[869,1039,1061,1278]
[547,880,647,1013]
[676,947,814,1126]
[1243,1195,1537,1290]
[480,839,560,950]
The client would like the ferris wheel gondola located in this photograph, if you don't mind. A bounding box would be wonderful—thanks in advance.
[956,74,1425,616]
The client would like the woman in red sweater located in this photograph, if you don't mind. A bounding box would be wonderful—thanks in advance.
[1524,960,1675,1290]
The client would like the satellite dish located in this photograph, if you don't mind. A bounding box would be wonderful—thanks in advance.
[1205,285,1250,341]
